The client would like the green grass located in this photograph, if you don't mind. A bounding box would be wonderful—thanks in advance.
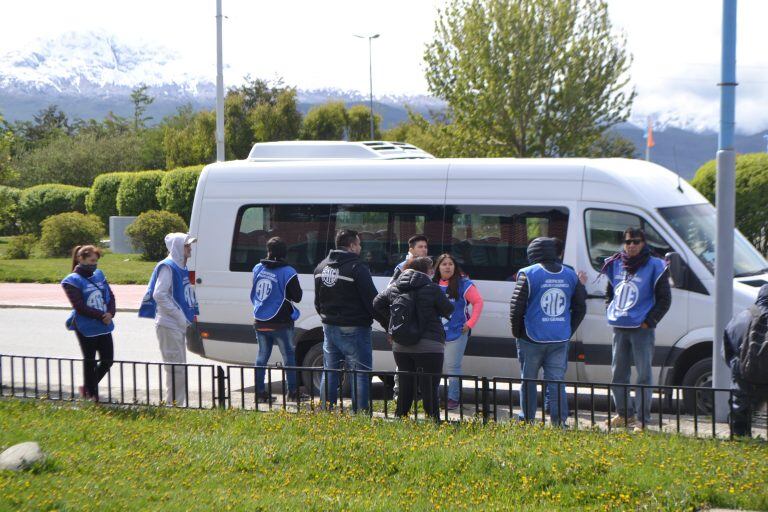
[0,238,154,284]
[1,400,766,511]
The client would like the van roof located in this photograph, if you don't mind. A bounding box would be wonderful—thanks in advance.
[247,140,434,160]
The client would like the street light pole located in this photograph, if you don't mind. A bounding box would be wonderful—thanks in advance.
[354,33,380,140]
[215,0,225,162]
[713,0,738,421]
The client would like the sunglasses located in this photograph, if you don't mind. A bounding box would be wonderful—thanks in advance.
[624,238,644,246]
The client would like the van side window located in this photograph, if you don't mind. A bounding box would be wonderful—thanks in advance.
[444,205,570,281]
[584,209,672,270]
[332,205,444,276]
[230,205,332,273]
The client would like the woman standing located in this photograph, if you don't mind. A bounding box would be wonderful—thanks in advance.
[61,245,115,401]
[433,254,484,410]
[373,257,454,421]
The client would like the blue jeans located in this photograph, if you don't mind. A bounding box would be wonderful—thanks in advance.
[319,324,373,412]
[254,326,297,394]
[517,339,569,424]
[611,327,655,423]
[443,332,469,402]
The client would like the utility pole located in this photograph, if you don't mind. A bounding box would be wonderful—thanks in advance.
[215,0,225,161]
[713,0,737,422]
[354,33,380,140]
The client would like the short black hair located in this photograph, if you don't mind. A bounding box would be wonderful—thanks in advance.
[408,235,428,248]
[404,256,433,274]
[335,229,359,249]
[266,236,287,259]
[553,237,564,257]
[623,227,646,242]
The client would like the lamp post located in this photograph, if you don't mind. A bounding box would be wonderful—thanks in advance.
[354,33,380,140]
[215,0,225,161]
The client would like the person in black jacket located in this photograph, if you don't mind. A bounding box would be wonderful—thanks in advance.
[373,257,454,420]
[314,229,380,412]
[251,237,305,403]
[723,284,768,437]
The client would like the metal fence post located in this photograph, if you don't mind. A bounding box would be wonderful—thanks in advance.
[481,377,490,424]
[216,366,227,409]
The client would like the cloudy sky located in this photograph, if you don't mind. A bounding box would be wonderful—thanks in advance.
[1,0,767,132]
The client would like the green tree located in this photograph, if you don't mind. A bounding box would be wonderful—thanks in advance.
[130,84,155,131]
[583,133,638,158]
[347,105,382,141]
[0,115,17,184]
[424,0,634,157]
[382,109,461,157]
[12,105,72,151]
[224,92,255,159]
[163,106,216,168]
[250,88,302,143]
[300,101,348,140]
[691,153,768,255]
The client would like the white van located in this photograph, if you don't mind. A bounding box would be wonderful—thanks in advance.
[187,145,768,412]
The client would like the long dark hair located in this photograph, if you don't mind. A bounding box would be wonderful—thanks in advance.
[433,253,463,299]
[71,245,102,271]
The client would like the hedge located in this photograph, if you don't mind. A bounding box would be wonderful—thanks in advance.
[86,172,134,225]
[18,184,89,234]
[126,210,189,260]
[0,185,22,235]
[116,170,165,217]
[156,165,203,222]
[39,212,105,258]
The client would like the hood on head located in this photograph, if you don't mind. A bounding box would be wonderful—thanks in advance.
[165,232,194,267]
[527,237,559,264]
[395,268,432,292]
[757,284,768,309]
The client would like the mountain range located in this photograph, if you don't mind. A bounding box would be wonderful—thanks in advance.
[1,31,766,180]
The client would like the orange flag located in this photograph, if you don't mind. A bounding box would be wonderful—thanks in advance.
[646,119,655,148]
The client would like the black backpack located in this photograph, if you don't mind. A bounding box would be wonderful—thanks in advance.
[739,306,768,387]
[389,290,422,346]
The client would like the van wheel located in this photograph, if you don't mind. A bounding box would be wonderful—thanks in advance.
[300,343,351,397]
[681,358,713,415]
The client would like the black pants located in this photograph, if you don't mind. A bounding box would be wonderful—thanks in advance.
[75,331,114,398]
[393,352,444,421]
[730,376,767,437]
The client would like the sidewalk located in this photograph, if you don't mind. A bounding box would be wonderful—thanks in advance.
[0,283,145,311]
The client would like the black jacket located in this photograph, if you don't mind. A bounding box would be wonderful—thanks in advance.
[509,237,587,341]
[373,269,454,343]
[314,250,379,327]
[254,258,303,329]
[605,263,672,329]
[723,284,768,366]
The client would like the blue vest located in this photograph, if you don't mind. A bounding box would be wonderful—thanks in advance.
[520,263,578,343]
[61,270,114,337]
[440,277,473,341]
[251,263,300,322]
[138,257,199,323]
[605,257,666,328]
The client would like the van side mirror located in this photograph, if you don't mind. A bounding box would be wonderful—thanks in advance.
[665,252,686,289]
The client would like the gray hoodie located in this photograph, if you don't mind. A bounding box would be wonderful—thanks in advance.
[152,233,193,333]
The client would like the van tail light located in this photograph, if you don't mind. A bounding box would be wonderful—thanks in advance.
[189,271,196,284]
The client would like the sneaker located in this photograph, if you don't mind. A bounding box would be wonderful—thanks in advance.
[256,391,275,403]
[446,399,460,410]
[605,415,636,428]
[286,390,310,402]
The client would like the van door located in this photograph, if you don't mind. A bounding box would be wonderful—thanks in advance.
[577,205,689,384]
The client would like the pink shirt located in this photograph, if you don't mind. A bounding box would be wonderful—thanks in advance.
[439,279,484,329]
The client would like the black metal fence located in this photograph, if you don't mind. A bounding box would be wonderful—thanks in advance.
[2,353,765,440]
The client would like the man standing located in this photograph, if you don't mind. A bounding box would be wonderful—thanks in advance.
[251,237,304,403]
[602,228,671,430]
[510,237,586,425]
[139,233,199,406]
[391,235,429,283]
[723,284,768,437]
[314,229,381,412]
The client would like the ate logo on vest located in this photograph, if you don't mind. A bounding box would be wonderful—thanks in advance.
[321,266,339,287]
[183,283,197,308]
[253,279,273,302]
[614,281,639,312]
[86,291,106,312]
[540,288,567,317]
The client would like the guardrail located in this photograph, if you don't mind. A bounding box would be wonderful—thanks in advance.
[1,353,765,440]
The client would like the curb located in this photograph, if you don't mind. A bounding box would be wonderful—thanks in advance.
[0,305,140,313]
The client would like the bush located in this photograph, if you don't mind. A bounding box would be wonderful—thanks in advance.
[86,172,133,225]
[18,184,89,234]
[125,210,188,260]
[0,185,21,235]
[691,153,768,255]
[156,165,203,222]
[116,170,165,217]
[4,234,37,259]
[39,212,105,257]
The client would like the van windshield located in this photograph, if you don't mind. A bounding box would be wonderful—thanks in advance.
[658,203,768,277]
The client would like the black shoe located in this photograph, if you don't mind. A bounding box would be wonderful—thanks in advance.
[257,391,275,403]
[287,390,310,402]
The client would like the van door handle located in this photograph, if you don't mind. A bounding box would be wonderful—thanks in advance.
[587,294,605,300]
[196,278,202,284]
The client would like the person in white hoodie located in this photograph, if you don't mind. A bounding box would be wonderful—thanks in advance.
[139,233,199,406]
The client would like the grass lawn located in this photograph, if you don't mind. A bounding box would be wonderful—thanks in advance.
[0,238,154,284]
[1,400,766,511]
